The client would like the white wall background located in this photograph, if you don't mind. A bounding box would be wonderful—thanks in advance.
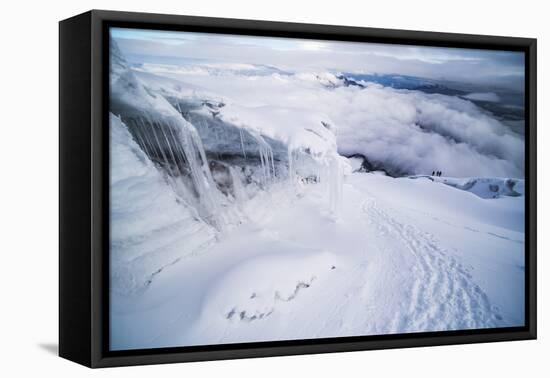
[0,0,547,376]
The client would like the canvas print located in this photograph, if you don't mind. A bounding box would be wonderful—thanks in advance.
[109,27,525,351]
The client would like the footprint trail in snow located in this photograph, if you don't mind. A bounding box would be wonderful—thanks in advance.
[360,196,503,333]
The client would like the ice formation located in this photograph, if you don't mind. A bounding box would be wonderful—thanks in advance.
[109,114,217,294]
[109,39,351,293]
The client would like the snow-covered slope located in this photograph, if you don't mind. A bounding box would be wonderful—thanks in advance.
[111,171,524,349]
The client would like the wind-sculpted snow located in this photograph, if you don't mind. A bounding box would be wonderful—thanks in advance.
[205,249,338,323]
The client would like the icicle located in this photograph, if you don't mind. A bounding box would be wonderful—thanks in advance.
[269,148,275,178]
[259,143,273,184]
[159,120,184,178]
[239,128,247,160]
[137,117,157,159]
[244,130,275,187]
[288,146,294,181]
[132,125,151,159]
[151,120,176,177]
[287,144,296,194]
[228,166,247,203]
[173,117,223,227]
[131,110,230,230]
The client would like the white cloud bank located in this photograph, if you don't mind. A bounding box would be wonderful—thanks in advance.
[332,84,523,177]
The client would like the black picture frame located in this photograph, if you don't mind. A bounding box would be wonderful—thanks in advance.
[59,9,537,368]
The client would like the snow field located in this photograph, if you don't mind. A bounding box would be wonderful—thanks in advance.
[111,172,524,349]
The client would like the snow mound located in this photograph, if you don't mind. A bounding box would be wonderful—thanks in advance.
[203,249,339,322]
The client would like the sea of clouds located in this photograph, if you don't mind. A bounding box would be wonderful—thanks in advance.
[332,83,524,178]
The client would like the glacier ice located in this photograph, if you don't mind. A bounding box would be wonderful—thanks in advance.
[110,39,233,230]
[109,38,355,295]
[109,113,217,294]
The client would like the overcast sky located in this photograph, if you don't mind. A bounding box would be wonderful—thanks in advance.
[111,27,524,91]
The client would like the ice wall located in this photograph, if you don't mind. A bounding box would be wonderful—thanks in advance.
[110,39,231,230]
[111,37,349,234]
[136,68,349,216]
[110,114,217,294]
